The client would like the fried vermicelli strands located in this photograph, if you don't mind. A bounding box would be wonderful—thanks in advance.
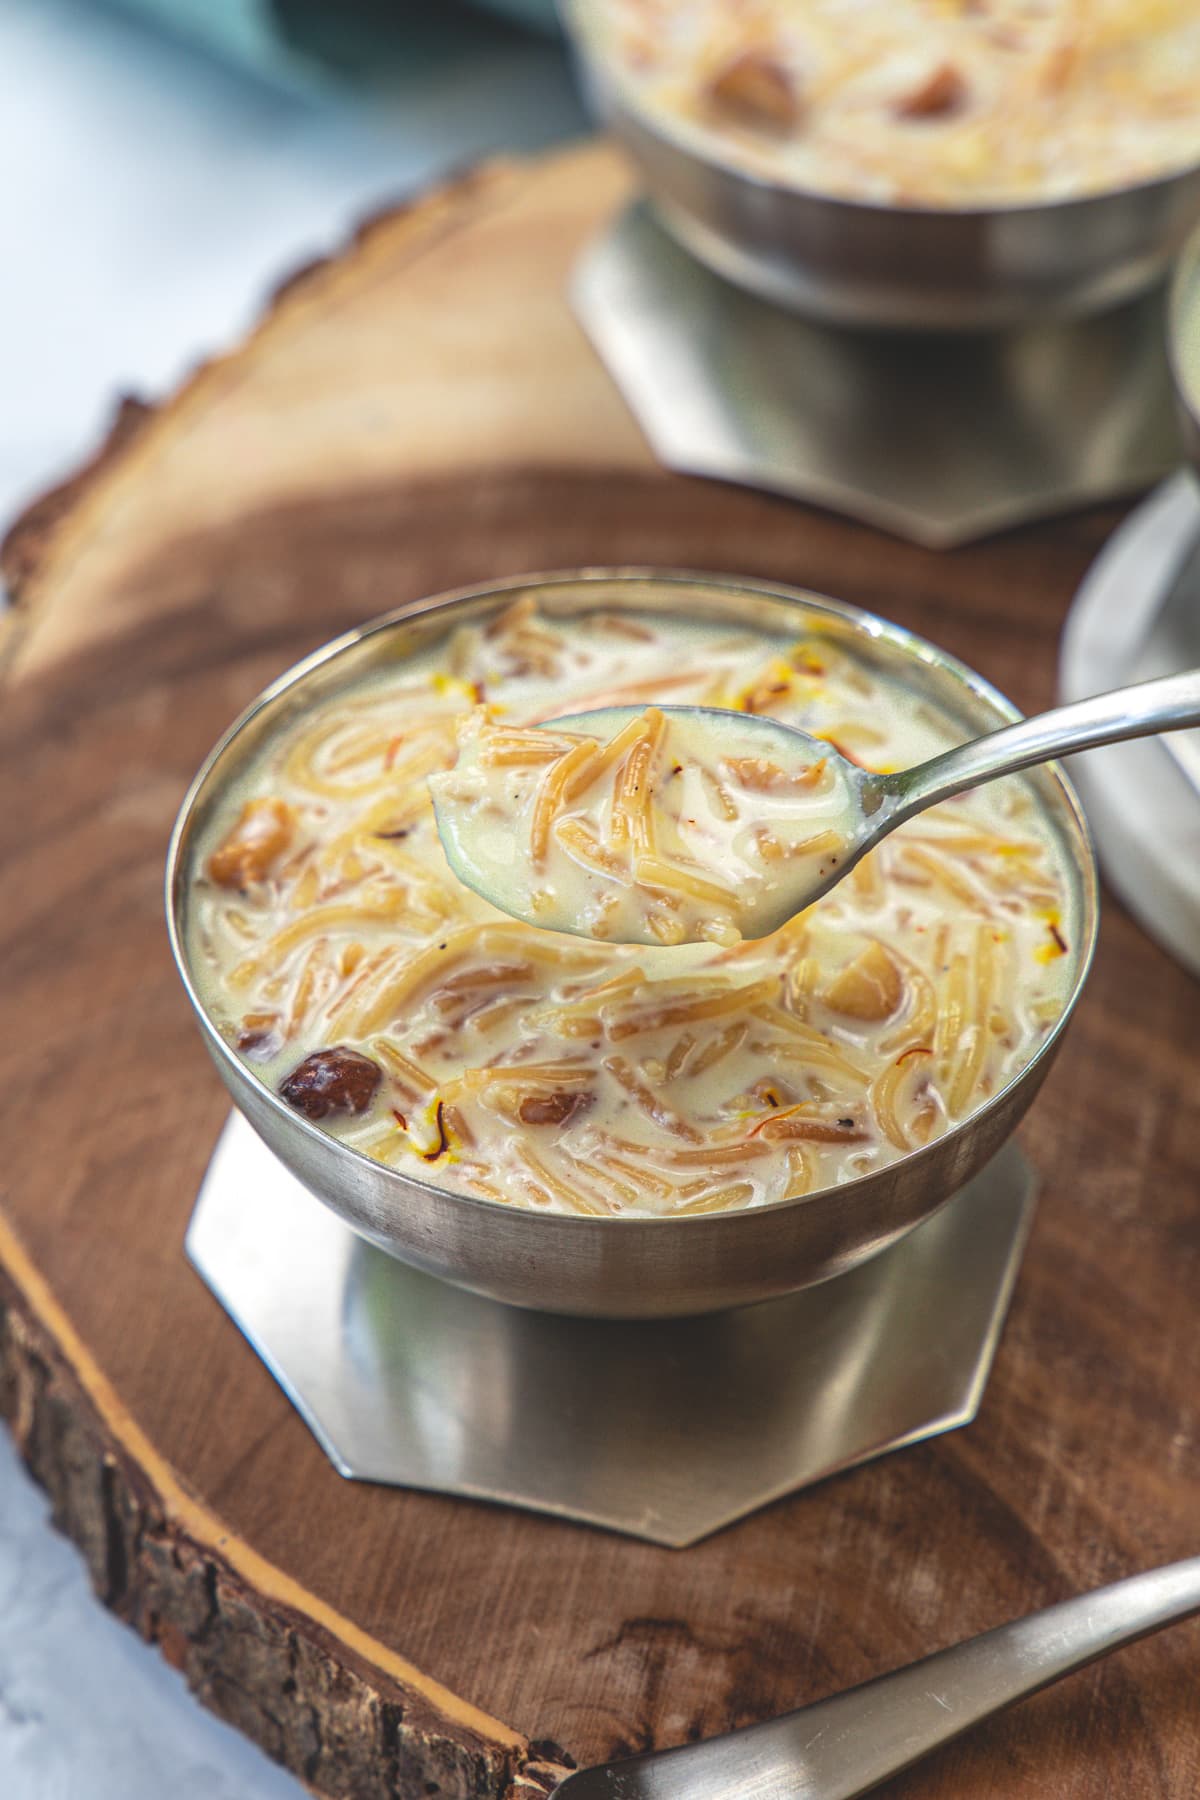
[531,738,602,866]
[610,707,664,850]
[700,766,739,821]
[935,949,971,1103]
[871,1048,933,1151]
[369,1039,438,1106]
[674,1181,755,1215]
[900,844,994,911]
[284,941,332,1039]
[589,613,657,642]
[525,670,707,722]
[688,1020,748,1076]
[515,1144,607,1214]
[664,1031,697,1080]
[606,976,778,1040]
[460,1061,596,1091]
[662,1139,771,1167]
[746,1031,871,1091]
[634,854,740,910]
[229,892,412,986]
[748,1110,871,1144]
[555,817,627,877]
[947,926,1000,1116]
[592,1150,674,1199]
[603,1055,703,1141]
[783,1143,814,1198]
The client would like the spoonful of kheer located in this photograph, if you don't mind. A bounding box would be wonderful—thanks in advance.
[430,671,1200,947]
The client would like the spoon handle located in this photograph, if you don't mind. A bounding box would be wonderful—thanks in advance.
[555,1558,1200,1800]
[879,668,1200,825]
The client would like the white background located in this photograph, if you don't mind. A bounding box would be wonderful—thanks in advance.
[0,2,584,1791]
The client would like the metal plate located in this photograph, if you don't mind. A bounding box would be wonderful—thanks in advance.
[573,202,1181,549]
[187,1114,1037,1547]
[1060,470,1200,977]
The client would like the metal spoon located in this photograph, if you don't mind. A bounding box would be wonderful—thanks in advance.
[555,1556,1200,1799]
[433,670,1200,943]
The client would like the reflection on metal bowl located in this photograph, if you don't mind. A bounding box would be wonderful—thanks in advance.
[167,572,1098,1318]
[565,11,1200,332]
[1169,229,1200,467]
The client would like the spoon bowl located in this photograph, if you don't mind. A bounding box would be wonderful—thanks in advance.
[431,702,867,944]
[432,670,1200,947]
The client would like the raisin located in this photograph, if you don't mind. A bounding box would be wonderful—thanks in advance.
[208,797,294,888]
[707,50,799,131]
[518,1090,592,1127]
[895,61,967,119]
[279,1047,381,1120]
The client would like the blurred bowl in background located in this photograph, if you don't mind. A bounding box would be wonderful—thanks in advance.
[563,1,1200,332]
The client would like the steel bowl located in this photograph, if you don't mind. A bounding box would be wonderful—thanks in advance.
[1168,227,1200,467]
[563,4,1200,332]
[167,571,1098,1317]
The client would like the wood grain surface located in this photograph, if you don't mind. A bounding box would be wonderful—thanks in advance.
[2,140,1199,1799]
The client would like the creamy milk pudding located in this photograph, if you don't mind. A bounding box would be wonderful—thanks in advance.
[188,599,1076,1217]
[430,703,862,945]
[578,0,1200,207]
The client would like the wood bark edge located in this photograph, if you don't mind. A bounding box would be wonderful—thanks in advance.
[0,156,516,681]
[0,1207,573,1797]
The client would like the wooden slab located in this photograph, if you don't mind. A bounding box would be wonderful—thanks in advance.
[2,140,1199,1800]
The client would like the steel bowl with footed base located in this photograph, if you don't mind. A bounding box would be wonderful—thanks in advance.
[562,2,1200,332]
[166,572,1098,1317]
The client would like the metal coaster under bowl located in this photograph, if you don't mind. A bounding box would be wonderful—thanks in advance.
[573,202,1182,549]
[187,1113,1037,1547]
[1060,470,1200,977]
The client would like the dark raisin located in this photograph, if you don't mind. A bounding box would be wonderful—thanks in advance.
[279,1047,381,1120]
[518,1090,592,1127]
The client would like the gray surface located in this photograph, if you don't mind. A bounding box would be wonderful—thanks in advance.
[188,1111,1038,1547]
[0,1433,301,1799]
[0,0,586,537]
[0,2,583,1793]
[573,203,1183,547]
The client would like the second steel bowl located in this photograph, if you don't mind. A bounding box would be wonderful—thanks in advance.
[1169,228,1200,468]
[167,572,1098,1318]
[565,6,1200,332]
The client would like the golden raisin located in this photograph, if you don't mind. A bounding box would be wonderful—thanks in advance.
[208,797,295,889]
[707,51,799,132]
[895,61,967,119]
[822,942,904,1021]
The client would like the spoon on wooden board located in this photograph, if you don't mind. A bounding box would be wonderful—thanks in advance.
[431,669,1200,945]
[553,1555,1200,1800]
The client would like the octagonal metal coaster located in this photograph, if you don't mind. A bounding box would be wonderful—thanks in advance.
[187,1112,1037,1546]
[572,201,1181,549]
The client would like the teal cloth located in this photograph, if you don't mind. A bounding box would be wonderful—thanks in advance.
[99,0,561,96]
